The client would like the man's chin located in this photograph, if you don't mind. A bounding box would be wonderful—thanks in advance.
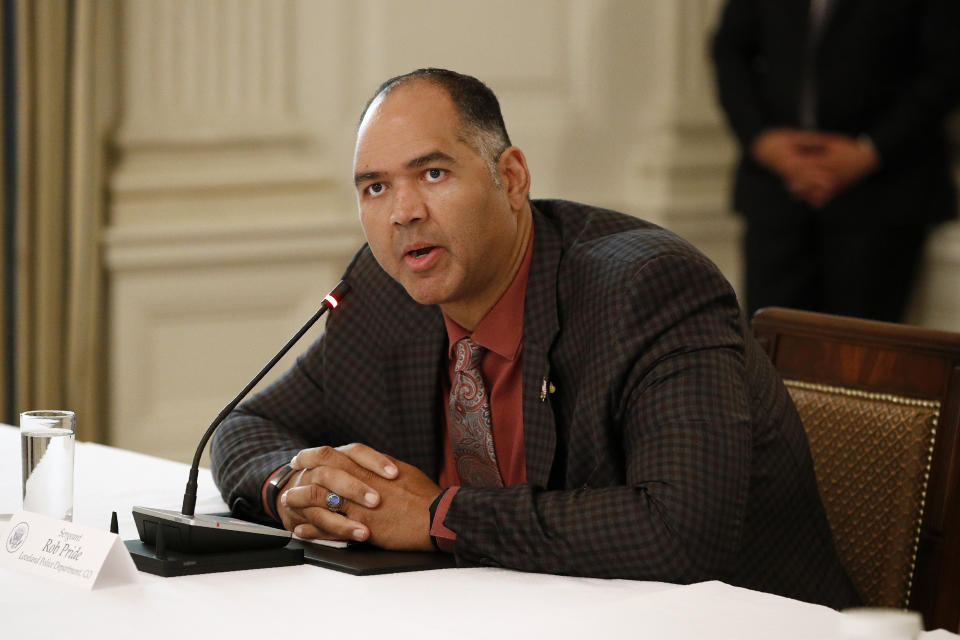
[400,282,449,307]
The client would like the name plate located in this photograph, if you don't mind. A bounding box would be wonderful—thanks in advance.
[1,511,138,589]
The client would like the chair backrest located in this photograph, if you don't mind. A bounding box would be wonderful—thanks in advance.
[752,307,960,632]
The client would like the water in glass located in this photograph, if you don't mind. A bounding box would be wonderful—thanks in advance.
[21,427,75,521]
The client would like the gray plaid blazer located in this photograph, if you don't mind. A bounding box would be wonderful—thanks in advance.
[211,199,859,609]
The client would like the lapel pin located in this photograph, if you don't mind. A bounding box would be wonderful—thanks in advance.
[540,378,556,402]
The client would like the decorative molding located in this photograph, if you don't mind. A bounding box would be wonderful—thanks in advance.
[106,221,359,273]
[106,146,355,230]
[626,0,734,212]
[627,127,738,250]
[117,0,304,149]
[675,0,727,127]
[104,216,361,272]
[110,151,338,195]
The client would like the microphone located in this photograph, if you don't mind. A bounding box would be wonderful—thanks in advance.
[131,280,350,555]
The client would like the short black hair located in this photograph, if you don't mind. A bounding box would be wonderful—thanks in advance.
[358,68,512,165]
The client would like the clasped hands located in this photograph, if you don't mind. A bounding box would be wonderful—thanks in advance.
[276,443,442,551]
[751,128,880,209]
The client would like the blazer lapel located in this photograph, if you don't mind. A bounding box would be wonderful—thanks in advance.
[521,205,562,487]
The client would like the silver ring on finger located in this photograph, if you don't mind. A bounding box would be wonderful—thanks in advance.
[325,491,344,513]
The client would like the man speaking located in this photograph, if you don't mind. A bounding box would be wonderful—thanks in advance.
[211,68,858,609]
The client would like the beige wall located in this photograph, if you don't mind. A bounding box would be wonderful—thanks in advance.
[102,0,960,462]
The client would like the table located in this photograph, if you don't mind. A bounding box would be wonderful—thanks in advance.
[1,425,955,639]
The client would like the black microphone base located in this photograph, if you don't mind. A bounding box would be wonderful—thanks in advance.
[133,506,292,553]
[124,539,304,577]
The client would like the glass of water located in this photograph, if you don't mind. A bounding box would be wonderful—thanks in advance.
[20,410,76,521]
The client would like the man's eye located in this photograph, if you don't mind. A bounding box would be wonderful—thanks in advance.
[366,183,386,197]
[425,168,445,182]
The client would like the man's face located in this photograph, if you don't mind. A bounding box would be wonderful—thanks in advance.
[353,82,523,320]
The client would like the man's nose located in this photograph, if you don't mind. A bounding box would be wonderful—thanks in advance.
[390,183,426,226]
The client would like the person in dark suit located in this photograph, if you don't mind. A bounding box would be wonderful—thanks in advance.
[211,69,859,608]
[711,0,960,321]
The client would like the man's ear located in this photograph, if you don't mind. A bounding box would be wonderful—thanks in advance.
[496,147,531,211]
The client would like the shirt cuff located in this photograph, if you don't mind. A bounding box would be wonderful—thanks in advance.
[429,487,459,553]
[261,464,290,521]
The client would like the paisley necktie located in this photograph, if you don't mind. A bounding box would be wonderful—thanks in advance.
[448,337,504,487]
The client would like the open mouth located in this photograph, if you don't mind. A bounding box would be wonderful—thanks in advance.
[408,247,435,258]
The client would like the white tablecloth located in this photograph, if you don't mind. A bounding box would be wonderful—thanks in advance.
[1,425,955,639]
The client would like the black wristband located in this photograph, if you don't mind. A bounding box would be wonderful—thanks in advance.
[428,490,446,551]
[265,464,296,522]
[429,490,445,522]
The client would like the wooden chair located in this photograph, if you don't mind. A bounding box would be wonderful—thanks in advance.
[752,307,960,632]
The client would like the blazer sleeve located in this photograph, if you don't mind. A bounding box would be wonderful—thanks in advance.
[711,0,769,149]
[440,253,754,583]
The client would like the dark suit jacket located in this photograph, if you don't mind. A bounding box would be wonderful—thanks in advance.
[211,199,859,609]
[712,0,960,230]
